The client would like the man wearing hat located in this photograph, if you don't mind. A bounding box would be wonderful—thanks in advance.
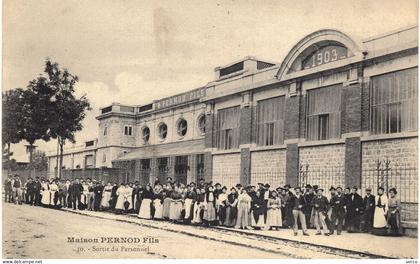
[311,188,330,235]
[346,186,364,232]
[329,187,346,235]
[283,185,294,228]
[362,187,375,233]
[291,187,310,236]
[303,184,315,228]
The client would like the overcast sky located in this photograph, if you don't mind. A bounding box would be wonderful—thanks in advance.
[3,0,418,162]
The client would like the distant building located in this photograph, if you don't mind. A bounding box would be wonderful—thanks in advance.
[47,25,418,221]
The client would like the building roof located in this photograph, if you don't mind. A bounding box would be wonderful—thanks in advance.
[113,138,205,161]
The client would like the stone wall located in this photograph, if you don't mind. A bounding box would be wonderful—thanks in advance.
[361,137,418,222]
[212,153,241,188]
[250,149,286,187]
[298,144,346,189]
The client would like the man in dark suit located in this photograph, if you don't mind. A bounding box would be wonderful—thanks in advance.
[32,177,42,205]
[93,181,104,211]
[362,187,375,233]
[346,186,364,232]
[303,184,314,228]
[68,178,83,210]
[329,186,346,235]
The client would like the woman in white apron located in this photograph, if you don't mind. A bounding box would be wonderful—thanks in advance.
[126,183,133,211]
[153,192,164,219]
[49,180,59,206]
[81,181,90,208]
[115,183,128,211]
[139,185,154,219]
[40,179,50,206]
[373,187,388,236]
[183,186,196,222]
[100,182,113,209]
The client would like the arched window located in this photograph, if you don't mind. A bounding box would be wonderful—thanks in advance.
[198,114,206,134]
[158,123,168,140]
[177,118,188,137]
[102,153,107,163]
[142,126,150,142]
[103,126,107,136]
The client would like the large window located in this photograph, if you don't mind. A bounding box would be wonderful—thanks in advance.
[306,84,342,141]
[256,96,285,146]
[216,106,240,149]
[370,67,418,135]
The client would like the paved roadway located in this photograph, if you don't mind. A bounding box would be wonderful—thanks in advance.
[2,203,387,259]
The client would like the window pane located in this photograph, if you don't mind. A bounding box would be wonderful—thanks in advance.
[370,67,418,135]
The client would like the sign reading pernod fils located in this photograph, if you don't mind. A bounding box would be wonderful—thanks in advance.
[302,45,348,70]
[155,87,206,110]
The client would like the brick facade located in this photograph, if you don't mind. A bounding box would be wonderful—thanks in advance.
[345,137,362,188]
[240,148,251,185]
[284,96,300,140]
[342,83,362,134]
[285,144,299,186]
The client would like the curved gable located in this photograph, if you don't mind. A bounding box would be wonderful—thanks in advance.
[276,29,362,81]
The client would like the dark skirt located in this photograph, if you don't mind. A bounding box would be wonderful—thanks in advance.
[387,211,403,236]
[223,206,237,227]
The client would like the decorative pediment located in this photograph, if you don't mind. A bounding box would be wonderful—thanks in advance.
[276,29,362,81]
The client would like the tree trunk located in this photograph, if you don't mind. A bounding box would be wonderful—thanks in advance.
[58,137,65,179]
[55,139,59,178]
[7,143,11,175]
[28,143,34,178]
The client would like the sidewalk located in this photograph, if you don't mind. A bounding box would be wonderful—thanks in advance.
[214,226,418,259]
[63,208,418,259]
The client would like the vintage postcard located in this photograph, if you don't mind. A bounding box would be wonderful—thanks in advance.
[2,0,419,261]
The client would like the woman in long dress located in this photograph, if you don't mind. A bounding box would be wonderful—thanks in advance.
[183,185,196,223]
[192,188,206,224]
[138,185,154,219]
[115,183,128,212]
[217,187,228,224]
[235,188,251,229]
[204,186,217,225]
[266,190,282,230]
[251,191,266,229]
[373,187,388,236]
[81,181,90,209]
[100,182,113,209]
[162,185,173,219]
[224,188,238,227]
[40,179,50,206]
[49,180,59,206]
[169,185,183,222]
[153,191,164,220]
[387,188,403,236]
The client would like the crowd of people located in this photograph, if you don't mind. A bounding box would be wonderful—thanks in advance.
[4,174,403,237]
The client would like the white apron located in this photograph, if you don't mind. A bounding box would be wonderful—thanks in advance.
[373,195,388,228]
